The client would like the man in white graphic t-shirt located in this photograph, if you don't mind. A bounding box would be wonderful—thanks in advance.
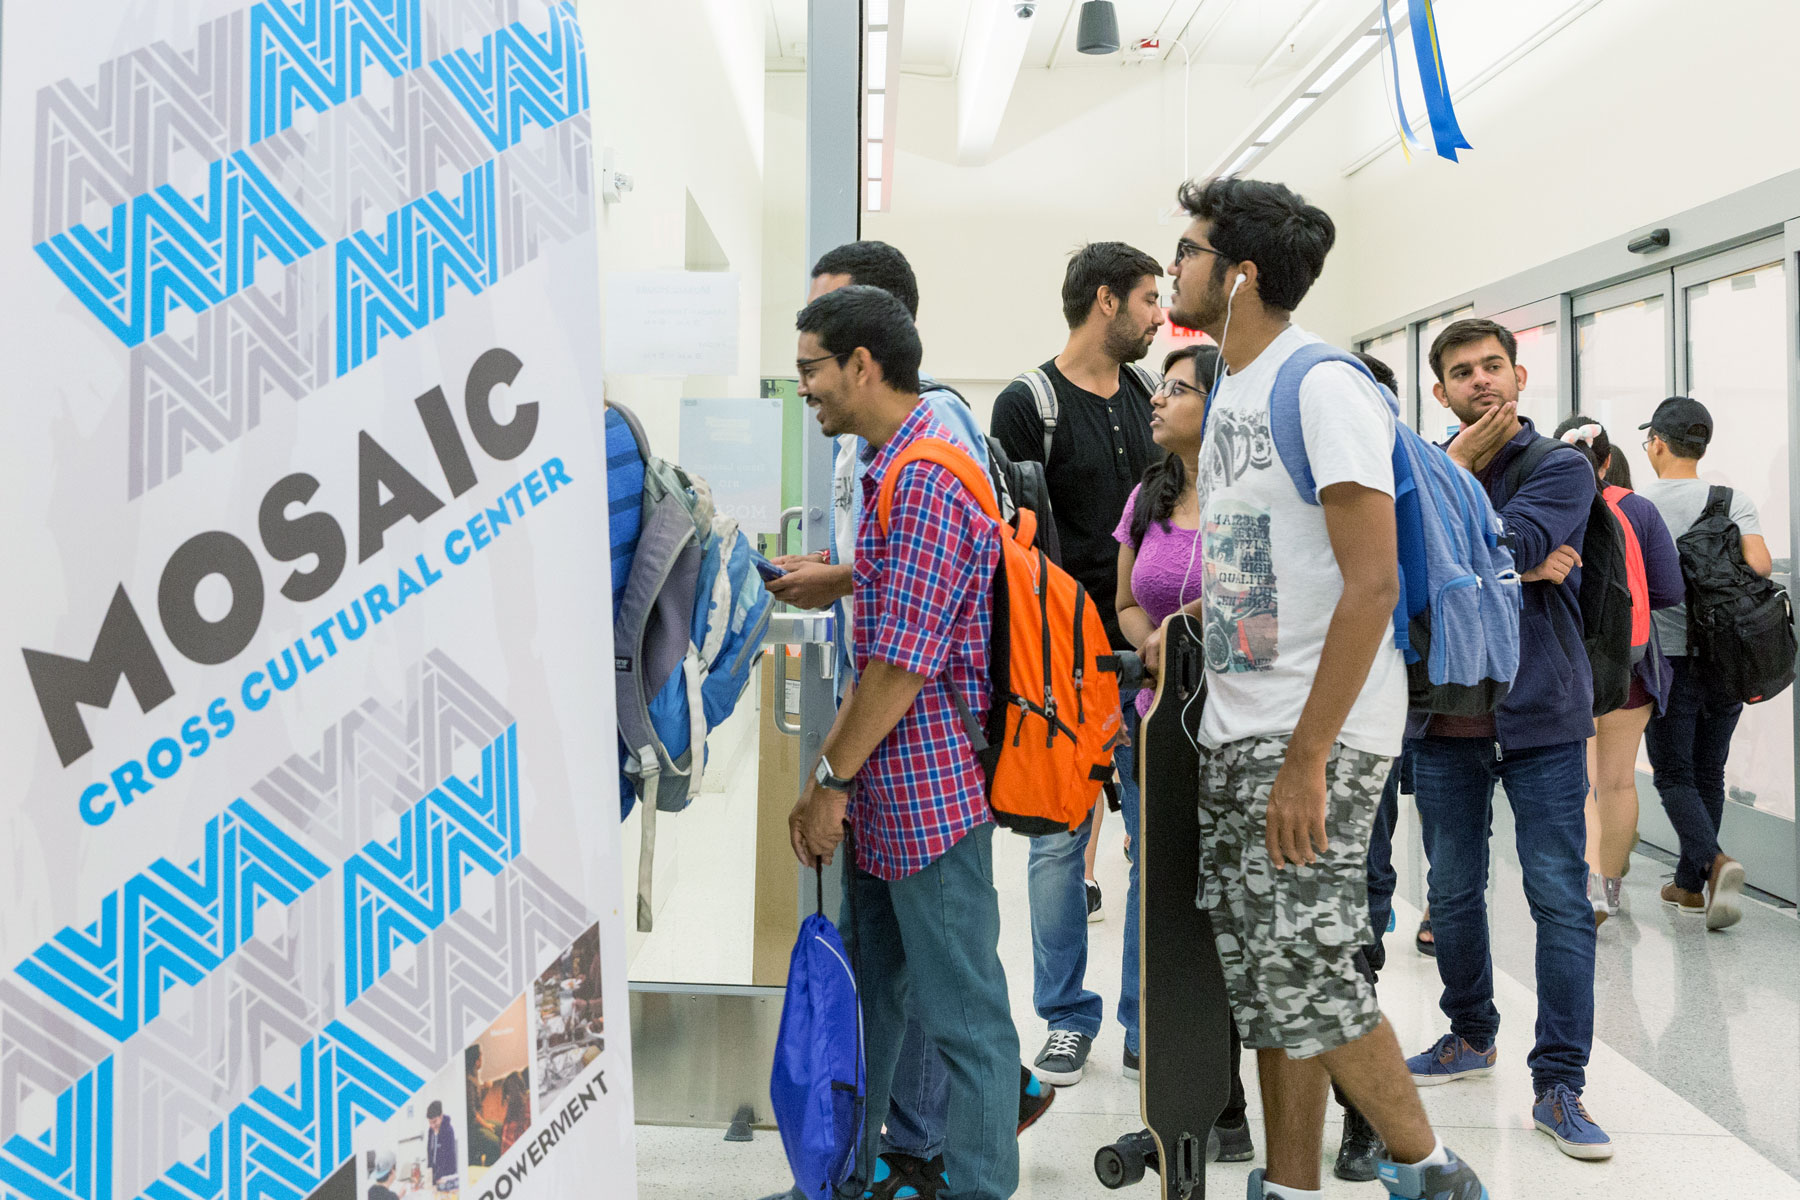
[1157,176,1488,1200]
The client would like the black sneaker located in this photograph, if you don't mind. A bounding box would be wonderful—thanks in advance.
[1086,879,1104,923]
[1211,1119,1254,1163]
[1334,1107,1386,1182]
[1122,1044,1139,1081]
[1033,1030,1092,1086]
[1017,1066,1055,1133]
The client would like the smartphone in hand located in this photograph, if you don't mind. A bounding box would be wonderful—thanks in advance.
[751,551,787,583]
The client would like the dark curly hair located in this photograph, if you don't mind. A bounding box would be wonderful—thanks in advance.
[1128,343,1220,549]
[1175,176,1335,313]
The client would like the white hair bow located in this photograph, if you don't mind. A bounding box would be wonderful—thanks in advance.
[1560,423,1603,446]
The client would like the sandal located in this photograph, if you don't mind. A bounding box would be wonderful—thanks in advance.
[1415,916,1437,958]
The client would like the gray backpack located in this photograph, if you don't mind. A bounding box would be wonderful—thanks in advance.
[1012,363,1161,460]
[611,403,773,931]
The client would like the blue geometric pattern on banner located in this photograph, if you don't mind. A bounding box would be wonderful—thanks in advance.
[0,1059,112,1200]
[0,1020,423,1200]
[31,153,326,349]
[248,0,425,145]
[131,1023,418,1200]
[429,4,590,155]
[14,803,332,1044]
[341,725,523,1005]
[1406,0,1472,161]
[334,159,499,376]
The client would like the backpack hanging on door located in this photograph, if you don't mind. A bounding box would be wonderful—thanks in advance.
[1677,485,1798,706]
[1260,344,1523,716]
[1504,439,1634,716]
[874,438,1124,836]
[609,401,774,930]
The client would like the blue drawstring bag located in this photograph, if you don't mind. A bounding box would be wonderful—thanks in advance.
[771,863,865,1200]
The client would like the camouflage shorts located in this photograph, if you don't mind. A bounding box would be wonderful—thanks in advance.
[1196,736,1390,1059]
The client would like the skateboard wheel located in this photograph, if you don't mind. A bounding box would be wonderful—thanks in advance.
[1094,1143,1147,1189]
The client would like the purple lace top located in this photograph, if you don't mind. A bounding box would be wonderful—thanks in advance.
[1113,484,1204,717]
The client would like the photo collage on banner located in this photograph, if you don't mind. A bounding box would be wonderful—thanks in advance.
[0,4,635,1200]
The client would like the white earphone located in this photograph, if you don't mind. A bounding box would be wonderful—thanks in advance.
[1230,272,1246,296]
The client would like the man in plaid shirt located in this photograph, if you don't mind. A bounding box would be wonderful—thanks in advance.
[788,286,1019,1200]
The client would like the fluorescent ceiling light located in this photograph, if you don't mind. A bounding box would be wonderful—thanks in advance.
[866,30,887,82]
[1310,31,1378,95]
[867,92,886,131]
[867,180,883,209]
[866,143,884,179]
[1223,145,1260,177]
[868,0,890,24]
[1262,96,1315,141]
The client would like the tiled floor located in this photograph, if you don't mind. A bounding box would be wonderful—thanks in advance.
[633,779,1800,1198]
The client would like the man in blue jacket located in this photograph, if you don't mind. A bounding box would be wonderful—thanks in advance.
[1406,319,1612,1162]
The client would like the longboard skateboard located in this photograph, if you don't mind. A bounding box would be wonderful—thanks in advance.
[1095,616,1234,1200]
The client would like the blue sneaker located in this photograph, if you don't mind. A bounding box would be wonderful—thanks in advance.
[1533,1083,1614,1160]
[1377,1149,1490,1198]
[1407,1034,1497,1086]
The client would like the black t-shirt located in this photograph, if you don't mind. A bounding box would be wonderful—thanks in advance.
[368,1185,400,1200]
[991,361,1158,647]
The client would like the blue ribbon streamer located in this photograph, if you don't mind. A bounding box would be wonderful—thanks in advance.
[1407,0,1473,161]
[1378,1,1420,153]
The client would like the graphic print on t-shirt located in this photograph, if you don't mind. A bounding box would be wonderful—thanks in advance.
[1203,498,1278,673]
[1198,404,1275,494]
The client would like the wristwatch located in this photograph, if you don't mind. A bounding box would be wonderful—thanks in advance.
[814,754,856,792]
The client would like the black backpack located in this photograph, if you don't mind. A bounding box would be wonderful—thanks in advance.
[1505,438,1635,716]
[1677,486,1797,705]
[928,383,1063,567]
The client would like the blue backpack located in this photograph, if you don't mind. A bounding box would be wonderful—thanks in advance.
[771,867,865,1200]
[606,406,647,822]
[1262,344,1521,714]
[608,402,775,929]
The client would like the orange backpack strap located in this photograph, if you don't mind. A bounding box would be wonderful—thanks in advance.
[874,438,1002,535]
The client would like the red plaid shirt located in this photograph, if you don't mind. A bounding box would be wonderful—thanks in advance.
[850,402,1000,880]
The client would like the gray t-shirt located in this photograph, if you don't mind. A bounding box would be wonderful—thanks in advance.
[1638,477,1763,656]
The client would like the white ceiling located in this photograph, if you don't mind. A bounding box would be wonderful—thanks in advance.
[765,0,1373,74]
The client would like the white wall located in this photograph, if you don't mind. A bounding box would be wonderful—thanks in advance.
[582,0,768,458]
[761,72,811,378]
[864,61,1296,428]
[1258,0,1800,342]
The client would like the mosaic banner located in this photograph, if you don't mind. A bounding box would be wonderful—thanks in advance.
[0,4,633,1199]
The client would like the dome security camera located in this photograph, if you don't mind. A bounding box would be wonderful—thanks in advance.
[1014,2,1036,16]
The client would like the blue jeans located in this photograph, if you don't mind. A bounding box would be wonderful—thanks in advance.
[1411,736,1595,1094]
[841,824,1020,1200]
[1645,656,1744,892]
[1027,752,1109,1040]
[1364,751,1409,966]
[1113,706,1142,1053]
[881,1014,947,1160]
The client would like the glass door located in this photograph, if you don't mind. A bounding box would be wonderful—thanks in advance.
[603,0,862,1134]
[1358,327,1413,428]
[1416,306,1476,440]
[1493,297,1567,434]
[1676,240,1793,825]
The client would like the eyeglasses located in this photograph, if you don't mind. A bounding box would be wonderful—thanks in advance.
[796,351,849,380]
[1157,377,1209,401]
[1174,238,1227,266]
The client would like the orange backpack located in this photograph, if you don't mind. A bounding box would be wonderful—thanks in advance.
[876,437,1124,835]
[1602,484,1652,657]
